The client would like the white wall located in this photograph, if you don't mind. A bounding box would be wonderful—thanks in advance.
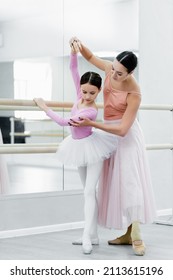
[139,0,173,212]
[0,15,59,61]
[0,0,138,61]
[0,62,14,116]
[64,0,139,54]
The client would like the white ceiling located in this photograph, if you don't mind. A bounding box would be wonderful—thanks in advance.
[0,0,131,22]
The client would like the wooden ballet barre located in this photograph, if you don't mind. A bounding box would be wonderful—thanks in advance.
[146,143,173,150]
[0,143,58,154]
[10,132,69,137]
[0,98,173,111]
[0,98,74,111]
[0,143,172,154]
[0,98,73,107]
[0,105,72,111]
[140,104,173,111]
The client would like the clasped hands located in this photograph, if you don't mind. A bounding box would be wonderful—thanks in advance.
[69,36,82,53]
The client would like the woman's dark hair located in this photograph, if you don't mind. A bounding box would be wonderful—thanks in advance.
[80,72,102,89]
[116,51,138,73]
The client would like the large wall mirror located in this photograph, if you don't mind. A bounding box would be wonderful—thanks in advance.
[0,0,138,195]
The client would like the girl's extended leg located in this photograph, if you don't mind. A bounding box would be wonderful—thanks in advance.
[82,161,103,254]
[72,164,100,247]
[71,166,87,245]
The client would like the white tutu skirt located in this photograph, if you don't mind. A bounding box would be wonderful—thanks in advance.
[56,130,117,166]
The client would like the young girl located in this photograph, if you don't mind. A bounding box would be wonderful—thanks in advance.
[34,48,117,255]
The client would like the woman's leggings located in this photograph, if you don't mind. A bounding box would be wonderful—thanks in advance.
[78,161,103,241]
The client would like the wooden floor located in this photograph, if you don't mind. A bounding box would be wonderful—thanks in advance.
[0,223,173,260]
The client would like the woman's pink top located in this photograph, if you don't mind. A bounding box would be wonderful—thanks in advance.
[46,53,97,139]
[103,72,141,120]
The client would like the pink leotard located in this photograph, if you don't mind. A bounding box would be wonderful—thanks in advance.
[46,53,97,139]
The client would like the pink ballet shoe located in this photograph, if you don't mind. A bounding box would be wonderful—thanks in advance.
[132,240,146,256]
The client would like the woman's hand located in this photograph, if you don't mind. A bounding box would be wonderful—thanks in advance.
[69,117,92,127]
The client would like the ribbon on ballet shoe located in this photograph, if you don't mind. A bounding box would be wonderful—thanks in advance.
[132,240,146,256]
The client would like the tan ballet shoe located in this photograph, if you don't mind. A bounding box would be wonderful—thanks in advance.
[108,237,132,245]
[132,240,146,256]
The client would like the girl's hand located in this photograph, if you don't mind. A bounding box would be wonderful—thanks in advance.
[33,98,48,112]
[33,98,44,106]
[69,117,92,127]
[69,37,82,53]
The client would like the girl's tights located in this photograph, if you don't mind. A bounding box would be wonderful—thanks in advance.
[78,161,103,245]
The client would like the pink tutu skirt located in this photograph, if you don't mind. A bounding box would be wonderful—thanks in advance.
[56,129,117,166]
[98,119,157,230]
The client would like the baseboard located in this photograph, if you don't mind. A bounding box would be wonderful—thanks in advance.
[156,208,172,217]
[0,221,84,239]
[154,208,173,225]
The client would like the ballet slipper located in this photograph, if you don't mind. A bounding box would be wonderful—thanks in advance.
[108,236,132,245]
[82,243,93,254]
[82,239,93,254]
[108,225,132,245]
[132,240,146,256]
[72,237,99,245]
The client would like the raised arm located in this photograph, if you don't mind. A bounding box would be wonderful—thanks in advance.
[80,43,111,72]
[69,53,81,100]
[69,37,112,72]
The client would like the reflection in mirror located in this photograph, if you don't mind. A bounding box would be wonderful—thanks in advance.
[1,52,138,196]
[0,56,105,196]
[0,0,139,195]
